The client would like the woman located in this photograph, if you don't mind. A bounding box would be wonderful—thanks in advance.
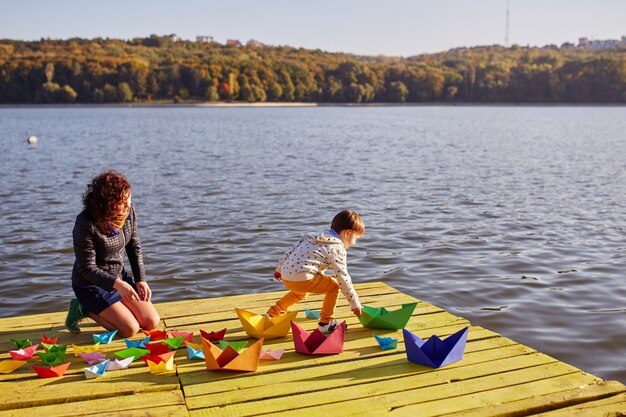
[65,170,160,337]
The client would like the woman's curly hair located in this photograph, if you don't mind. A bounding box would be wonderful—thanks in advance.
[83,170,131,229]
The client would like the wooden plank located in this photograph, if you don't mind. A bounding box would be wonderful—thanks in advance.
[534,391,626,416]
[0,366,180,410]
[446,380,626,417]
[0,390,187,417]
[186,354,568,416]
[183,342,539,405]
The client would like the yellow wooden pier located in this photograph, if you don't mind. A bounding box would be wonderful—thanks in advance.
[1,282,625,416]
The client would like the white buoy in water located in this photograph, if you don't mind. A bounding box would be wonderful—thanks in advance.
[27,136,37,144]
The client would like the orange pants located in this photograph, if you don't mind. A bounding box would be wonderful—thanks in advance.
[268,273,339,323]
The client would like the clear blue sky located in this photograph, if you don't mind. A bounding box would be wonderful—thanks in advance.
[1,0,624,56]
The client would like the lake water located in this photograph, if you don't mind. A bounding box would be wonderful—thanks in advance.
[0,105,625,383]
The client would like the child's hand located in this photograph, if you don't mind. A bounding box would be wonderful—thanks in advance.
[273,270,282,281]
[352,307,361,317]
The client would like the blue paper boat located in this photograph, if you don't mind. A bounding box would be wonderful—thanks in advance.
[125,336,150,349]
[373,334,397,350]
[186,345,205,360]
[304,308,320,319]
[93,330,118,344]
[403,327,469,368]
[84,359,109,379]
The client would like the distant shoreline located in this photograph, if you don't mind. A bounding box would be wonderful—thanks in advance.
[1,101,625,109]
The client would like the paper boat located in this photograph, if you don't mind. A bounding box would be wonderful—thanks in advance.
[140,350,176,366]
[32,362,71,378]
[169,331,193,343]
[42,335,58,345]
[145,343,169,355]
[235,308,297,339]
[84,360,109,379]
[291,321,346,355]
[259,348,285,360]
[125,336,151,349]
[147,355,175,374]
[42,343,67,354]
[10,339,32,349]
[93,330,118,344]
[373,334,398,350]
[141,329,167,341]
[199,328,227,342]
[0,360,27,374]
[304,308,320,319]
[358,303,417,330]
[218,340,248,352]
[161,335,185,350]
[105,356,134,370]
[187,345,205,360]
[115,347,150,361]
[201,337,263,372]
[38,351,66,366]
[403,327,469,368]
[9,344,39,360]
[72,343,100,357]
[79,352,107,365]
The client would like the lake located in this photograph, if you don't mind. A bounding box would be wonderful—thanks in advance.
[0,104,625,383]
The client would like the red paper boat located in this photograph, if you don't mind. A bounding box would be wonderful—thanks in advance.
[41,335,58,345]
[141,329,167,341]
[169,331,193,343]
[291,321,346,355]
[144,343,169,355]
[32,362,71,378]
[9,344,39,360]
[140,350,176,366]
[200,328,227,342]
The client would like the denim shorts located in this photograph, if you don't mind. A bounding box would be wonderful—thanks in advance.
[72,272,137,315]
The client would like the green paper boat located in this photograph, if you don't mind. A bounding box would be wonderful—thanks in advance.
[114,347,150,361]
[38,351,66,366]
[160,335,185,350]
[218,340,248,352]
[11,339,32,349]
[42,343,67,354]
[358,302,417,330]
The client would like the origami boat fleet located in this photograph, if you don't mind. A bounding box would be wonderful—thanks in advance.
[1,301,469,378]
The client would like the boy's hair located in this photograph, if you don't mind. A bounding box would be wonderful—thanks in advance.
[331,210,365,235]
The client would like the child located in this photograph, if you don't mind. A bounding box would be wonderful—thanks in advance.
[267,210,364,333]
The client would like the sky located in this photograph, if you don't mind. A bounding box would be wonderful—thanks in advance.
[1,0,624,57]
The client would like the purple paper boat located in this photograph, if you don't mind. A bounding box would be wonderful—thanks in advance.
[403,327,468,368]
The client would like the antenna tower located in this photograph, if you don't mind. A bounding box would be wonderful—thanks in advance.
[505,0,510,47]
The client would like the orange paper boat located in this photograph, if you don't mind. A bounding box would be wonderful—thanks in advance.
[201,337,263,372]
[141,329,167,341]
[32,362,71,378]
[235,308,297,339]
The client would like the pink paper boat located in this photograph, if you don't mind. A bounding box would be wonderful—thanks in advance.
[32,362,71,378]
[105,356,134,370]
[9,344,39,360]
[169,331,194,343]
[291,321,346,355]
[79,352,108,365]
[259,348,285,360]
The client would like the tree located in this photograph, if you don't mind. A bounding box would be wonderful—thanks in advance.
[58,85,78,102]
[388,81,408,102]
[204,85,219,101]
[118,82,133,102]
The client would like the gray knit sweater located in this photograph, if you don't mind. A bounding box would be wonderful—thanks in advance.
[71,205,146,291]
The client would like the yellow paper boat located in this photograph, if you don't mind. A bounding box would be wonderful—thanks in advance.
[0,360,27,374]
[72,343,100,357]
[235,308,297,339]
[201,337,263,372]
[147,355,175,374]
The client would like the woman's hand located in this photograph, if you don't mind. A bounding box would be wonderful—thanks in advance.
[113,278,140,302]
[136,281,152,302]
[352,307,362,318]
